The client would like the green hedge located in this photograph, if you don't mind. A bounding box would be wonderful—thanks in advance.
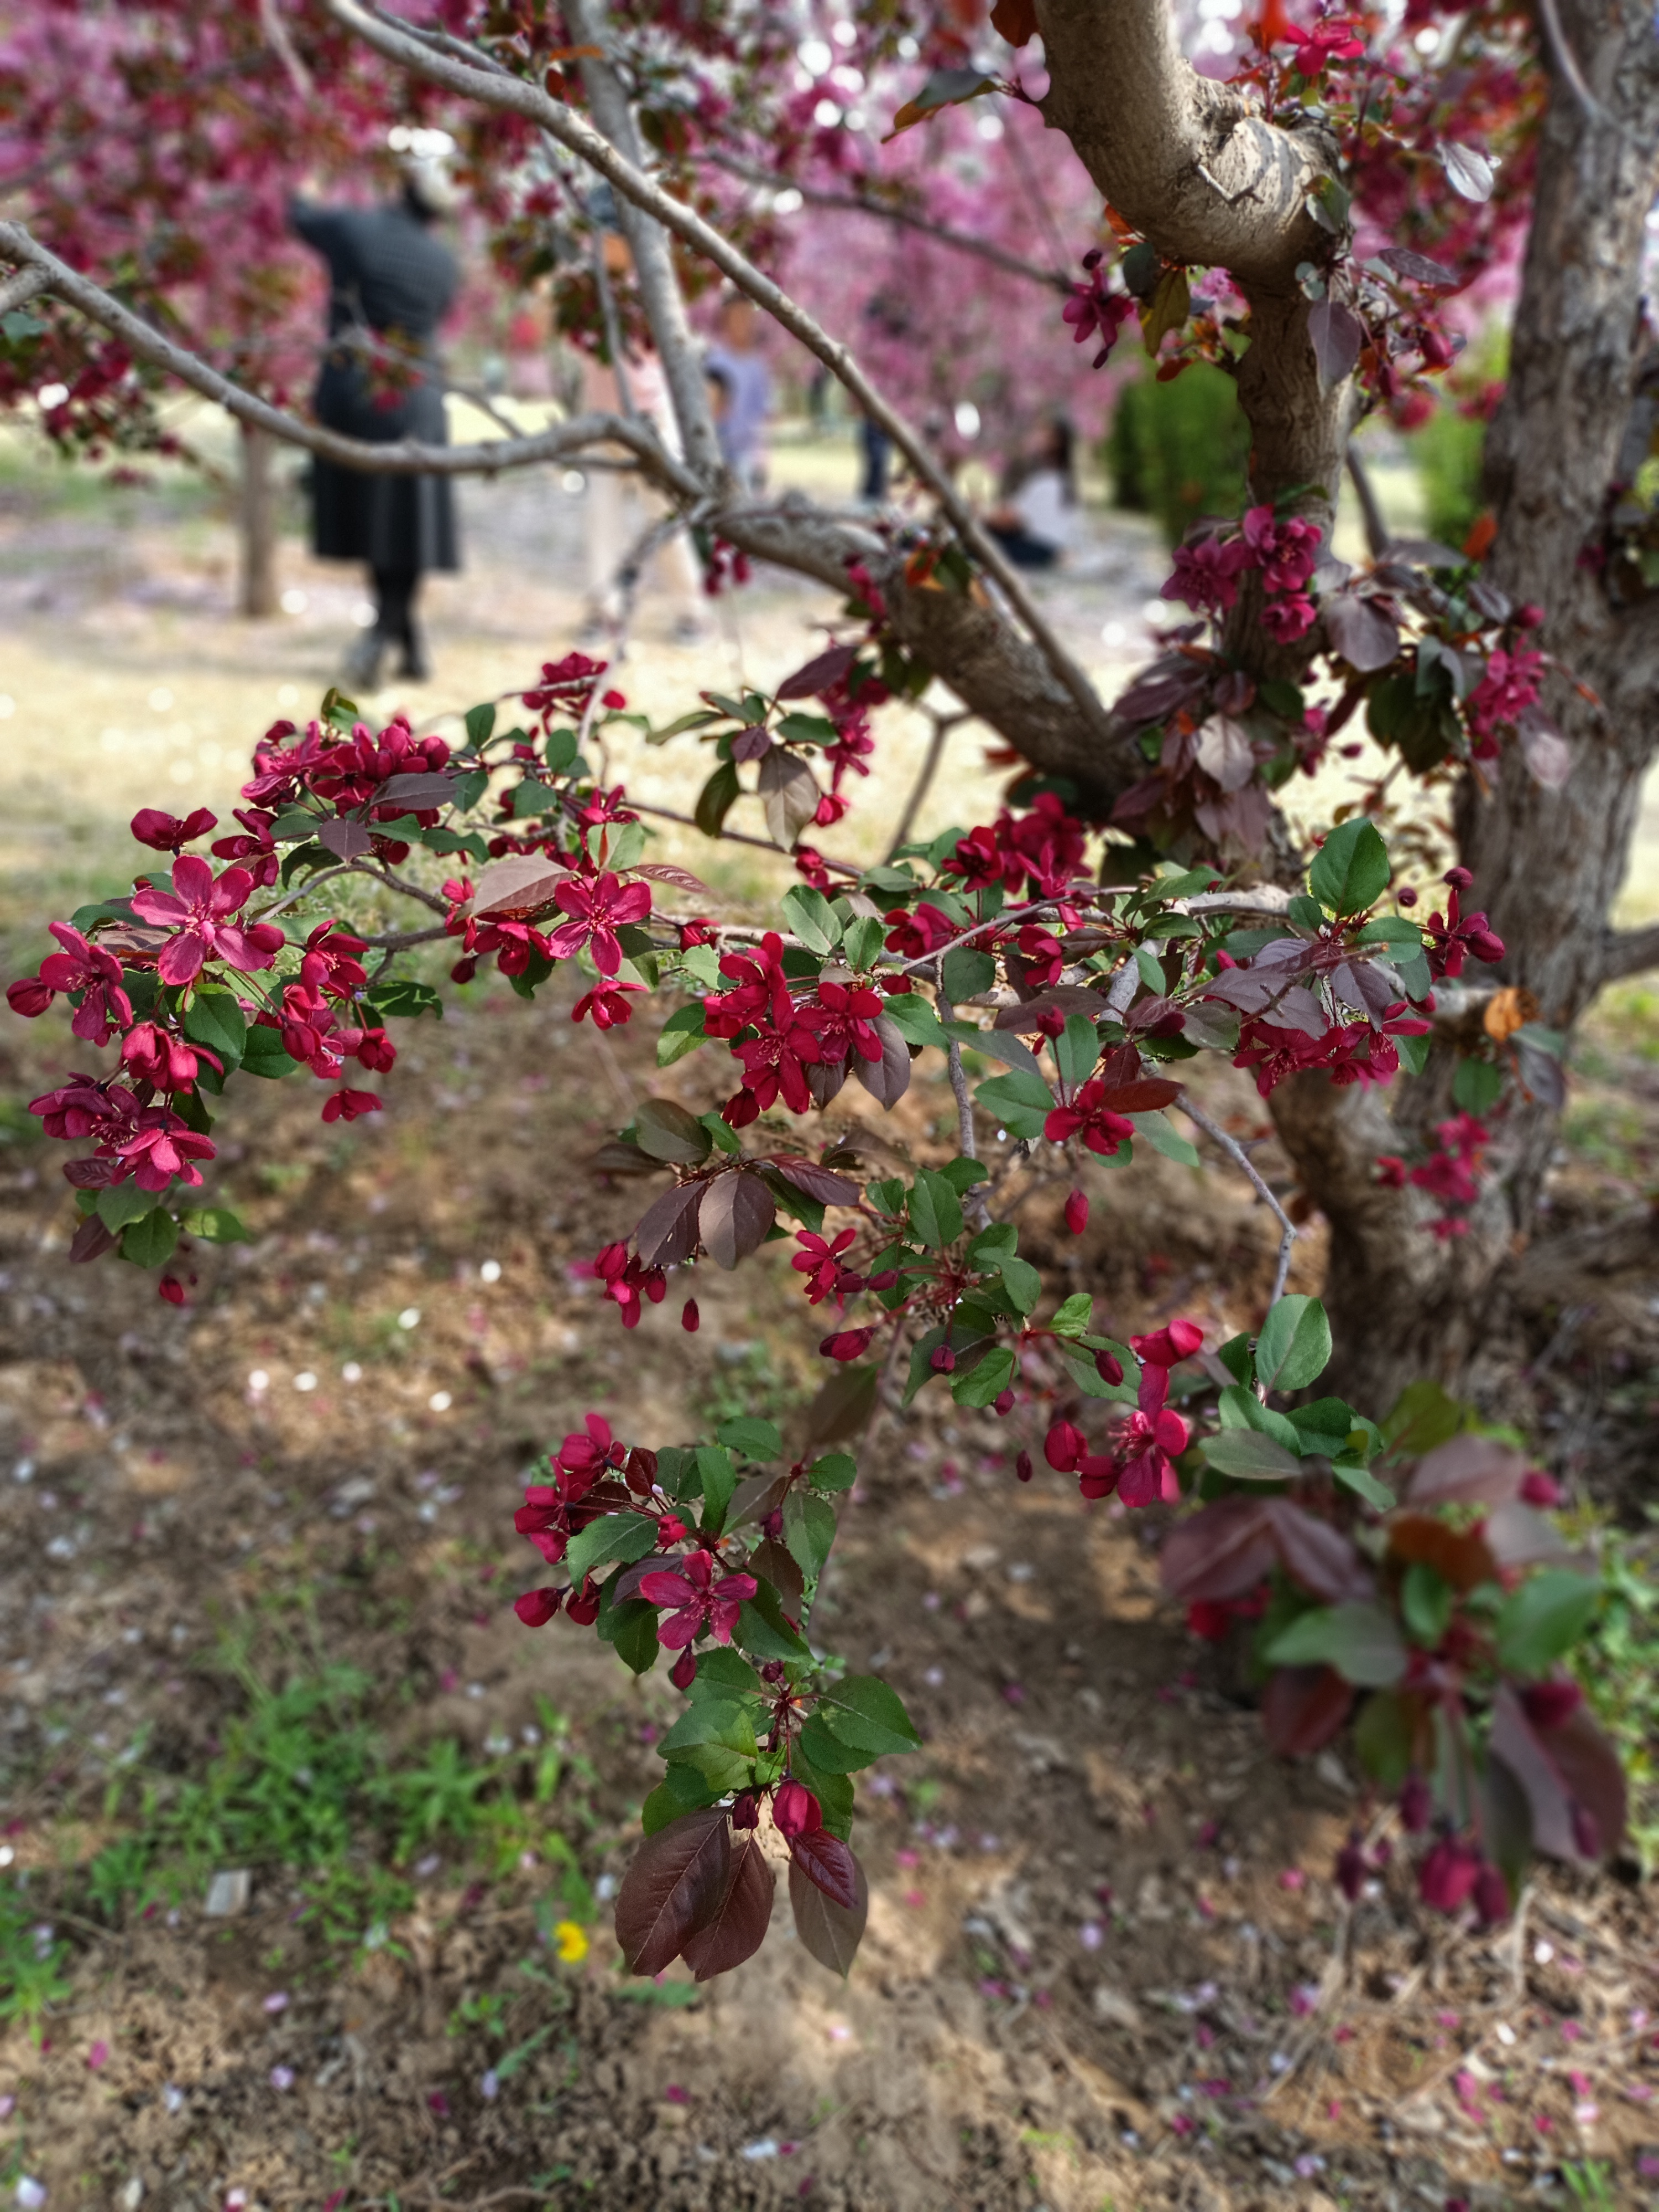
[1105,363,1251,546]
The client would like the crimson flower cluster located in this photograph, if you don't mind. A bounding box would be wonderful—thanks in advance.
[1421,867,1505,980]
[1061,248,1134,369]
[1042,1319,1203,1507]
[1162,503,1320,638]
[702,932,887,1125]
[1378,1110,1490,1237]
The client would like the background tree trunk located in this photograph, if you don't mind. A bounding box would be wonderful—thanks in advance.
[1267,0,1659,1410]
[238,421,278,619]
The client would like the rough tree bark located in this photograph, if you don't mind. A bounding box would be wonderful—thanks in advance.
[238,421,278,619]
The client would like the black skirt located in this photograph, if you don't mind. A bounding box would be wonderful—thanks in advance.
[309,351,460,573]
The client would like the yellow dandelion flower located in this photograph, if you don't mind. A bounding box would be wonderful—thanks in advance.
[554,1918,589,1964]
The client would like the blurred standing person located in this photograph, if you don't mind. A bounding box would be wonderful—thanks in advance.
[290,151,461,688]
[703,288,771,492]
[985,413,1079,570]
[579,192,706,644]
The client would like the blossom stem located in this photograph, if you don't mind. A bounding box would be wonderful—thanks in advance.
[1178,1094,1298,1320]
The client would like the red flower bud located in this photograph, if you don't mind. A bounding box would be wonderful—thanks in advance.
[772,1778,821,1839]
[1418,1834,1481,1914]
[564,1577,601,1626]
[1335,1833,1368,1902]
[669,1646,698,1691]
[866,1269,899,1291]
[1064,1188,1089,1236]
[1473,1864,1511,1927]
[514,1587,564,1627]
[158,1275,186,1307]
[1520,1678,1582,1730]
[1044,1420,1085,1473]
[730,1787,760,1829]
[930,1344,956,1373]
[993,1389,1015,1416]
[681,1298,700,1333]
[1400,1772,1432,1833]
[820,1328,874,1362]
[1397,886,1418,908]
[1094,1349,1124,1386]
[1015,1449,1034,1483]
[1519,1469,1561,1507]
[1186,1600,1232,1642]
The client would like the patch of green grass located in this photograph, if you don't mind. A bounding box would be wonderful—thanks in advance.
[693,1337,808,1435]
[1578,1515,1659,1874]
[0,1877,71,2037]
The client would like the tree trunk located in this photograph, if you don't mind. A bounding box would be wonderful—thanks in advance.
[238,421,278,619]
[1268,0,1659,1410]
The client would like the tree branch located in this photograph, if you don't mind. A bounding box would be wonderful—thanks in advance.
[1179,1095,1298,1308]
[323,0,1116,758]
[0,265,49,316]
[0,220,696,492]
[1597,919,1659,984]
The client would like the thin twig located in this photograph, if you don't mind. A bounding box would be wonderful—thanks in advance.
[885,708,966,860]
[1179,1095,1297,1307]
[1345,445,1390,562]
[626,800,861,875]
[935,959,990,1229]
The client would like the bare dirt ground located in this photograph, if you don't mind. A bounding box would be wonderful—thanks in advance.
[0,430,1656,2212]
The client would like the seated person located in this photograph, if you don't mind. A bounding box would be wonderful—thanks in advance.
[985,413,1079,571]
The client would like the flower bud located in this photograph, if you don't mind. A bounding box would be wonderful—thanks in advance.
[1015,1449,1034,1483]
[1044,1420,1085,1474]
[1520,1678,1582,1729]
[564,1578,601,1626]
[669,1646,698,1691]
[930,1344,956,1373]
[1094,1349,1124,1387]
[1519,1468,1561,1507]
[771,1778,822,1839]
[1397,886,1418,908]
[993,1389,1015,1416]
[1473,1864,1511,1927]
[819,1328,874,1362]
[730,1788,760,1830]
[1334,1833,1367,1902]
[1064,1188,1089,1236]
[1400,1771,1432,1833]
[681,1298,700,1333]
[514,1587,563,1627]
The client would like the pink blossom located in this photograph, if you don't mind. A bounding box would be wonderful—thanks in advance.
[129,856,283,985]
[637,1549,758,1647]
[544,871,653,975]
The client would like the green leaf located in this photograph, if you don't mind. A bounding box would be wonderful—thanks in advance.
[183,989,247,1070]
[1266,1601,1408,1687]
[941,945,995,1002]
[1402,1562,1455,1649]
[1332,1460,1397,1510]
[119,1208,179,1269]
[656,1002,708,1066]
[998,1257,1042,1314]
[797,1714,878,1775]
[661,1698,757,1756]
[841,915,886,973]
[364,977,444,1022]
[179,1206,249,1245]
[952,1344,1015,1407]
[716,1416,782,1462]
[1199,1430,1303,1481]
[1050,1292,1093,1337]
[665,1736,754,1794]
[818,1673,922,1756]
[564,1512,658,1582]
[694,760,741,839]
[1255,1295,1333,1394]
[97,1183,161,1233]
[807,1453,858,1493]
[1381,1378,1467,1457]
[783,1489,838,1581]
[685,1647,766,1703]
[607,1600,661,1674]
[1126,1112,1199,1167]
[465,701,497,746]
[1495,1571,1600,1677]
[239,1025,301,1079]
[642,1778,712,1834]
[1354,1688,1414,1789]
[1308,817,1390,917]
[908,1168,963,1250]
[1453,1057,1504,1115]
[695,1446,738,1535]
[1054,1014,1101,1096]
[1057,1346,1138,1404]
[781,884,842,954]
[735,1584,810,1662]
[883,993,950,1050]
[974,1068,1053,1140]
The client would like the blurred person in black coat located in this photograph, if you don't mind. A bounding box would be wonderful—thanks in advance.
[290,155,461,689]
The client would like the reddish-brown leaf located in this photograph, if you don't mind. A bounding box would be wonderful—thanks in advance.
[800,1363,878,1452]
[775,643,858,700]
[1489,1685,1626,1866]
[989,0,1039,44]
[1407,1436,1526,1507]
[1160,1498,1275,1602]
[1265,1500,1375,1602]
[853,1015,911,1109]
[699,1171,776,1270]
[789,1848,869,1975]
[789,1827,860,1911]
[1484,1501,1582,1572]
[993,986,1108,1032]
[614,1809,731,1976]
[749,1536,806,1620]
[770,1157,860,1207]
[380,769,457,806]
[679,1838,775,1981]
[1095,1044,1141,1089]
[633,860,716,899]
[318,817,373,859]
[1096,1078,1183,1115]
[1386,1509,1499,1593]
[1260,1665,1353,1756]
[472,852,567,919]
[634,1181,706,1269]
[727,1472,790,1529]
[1541,1703,1627,1862]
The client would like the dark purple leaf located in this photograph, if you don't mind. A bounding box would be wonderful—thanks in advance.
[699,1171,776,1270]
[789,1827,860,1911]
[789,1849,869,1975]
[1538,1703,1627,1862]
[1484,1500,1580,1571]
[1408,1436,1525,1507]
[679,1837,775,1981]
[318,817,373,860]
[1489,1685,1624,1866]
[758,750,821,848]
[1308,298,1364,389]
[727,1472,790,1529]
[1260,1665,1353,1755]
[853,1014,911,1109]
[379,770,457,806]
[69,1214,118,1264]
[800,1363,878,1452]
[807,1059,850,1108]
[472,853,566,919]
[749,1536,806,1620]
[1096,1077,1183,1115]
[1511,1037,1567,1110]
[634,1181,706,1269]
[1377,246,1459,289]
[771,1157,861,1206]
[614,1809,731,1975]
[634,860,716,899]
[1159,1497,1275,1601]
[993,985,1108,1032]
[1322,593,1401,673]
[1112,657,1207,728]
[731,724,774,764]
[1266,1499,1375,1602]
[776,643,858,701]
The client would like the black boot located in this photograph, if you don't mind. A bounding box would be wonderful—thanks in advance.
[342,624,386,693]
[397,615,432,682]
